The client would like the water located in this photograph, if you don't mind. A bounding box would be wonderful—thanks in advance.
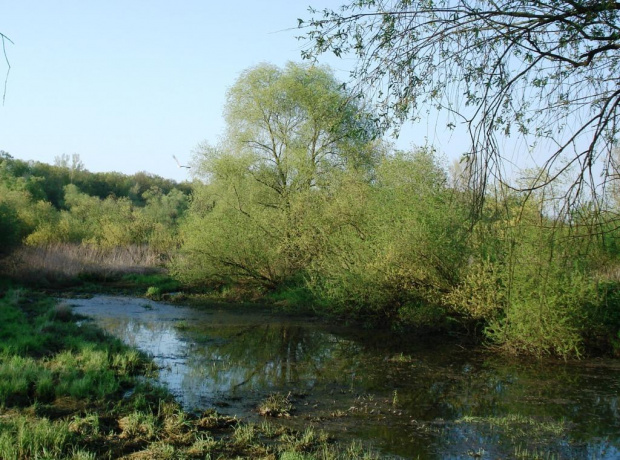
[70,295,620,459]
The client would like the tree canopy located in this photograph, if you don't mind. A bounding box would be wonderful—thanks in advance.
[180,62,382,287]
[219,61,380,195]
[300,0,620,213]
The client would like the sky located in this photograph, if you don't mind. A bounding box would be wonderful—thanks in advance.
[0,1,458,183]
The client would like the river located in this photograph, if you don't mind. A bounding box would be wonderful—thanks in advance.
[70,295,620,459]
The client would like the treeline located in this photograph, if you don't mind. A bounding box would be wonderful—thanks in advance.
[2,62,620,358]
[0,151,190,255]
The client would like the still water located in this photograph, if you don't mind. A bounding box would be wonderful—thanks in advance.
[70,296,620,459]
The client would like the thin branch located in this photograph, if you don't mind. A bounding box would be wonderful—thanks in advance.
[0,33,13,105]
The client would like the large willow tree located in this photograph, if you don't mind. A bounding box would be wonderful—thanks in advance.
[300,0,620,214]
[178,62,380,287]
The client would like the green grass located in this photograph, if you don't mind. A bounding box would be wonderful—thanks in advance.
[122,273,181,292]
[0,290,147,408]
[267,282,320,311]
[0,415,74,459]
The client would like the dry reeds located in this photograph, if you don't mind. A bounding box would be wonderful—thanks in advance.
[0,243,164,285]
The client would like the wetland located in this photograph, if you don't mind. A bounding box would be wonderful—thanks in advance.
[70,295,620,459]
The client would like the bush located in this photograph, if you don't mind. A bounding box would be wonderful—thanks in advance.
[146,286,162,300]
[0,201,21,253]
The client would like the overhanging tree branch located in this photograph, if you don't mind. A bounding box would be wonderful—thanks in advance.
[0,32,13,105]
[300,0,620,215]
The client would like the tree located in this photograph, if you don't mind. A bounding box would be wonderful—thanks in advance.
[178,62,380,287]
[306,147,469,325]
[54,153,85,184]
[300,0,620,214]
[0,201,21,254]
[221,61,379,198]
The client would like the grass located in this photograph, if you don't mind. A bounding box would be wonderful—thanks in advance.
[456,414,567,439]
[455,413,569,458]
[123,272,182,291]
[0,415,74,459]
[0,287,381,459]
[145,285,162,300]
[257,392,294,417]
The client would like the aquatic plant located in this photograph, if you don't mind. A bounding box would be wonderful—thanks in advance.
[257,392,294,417]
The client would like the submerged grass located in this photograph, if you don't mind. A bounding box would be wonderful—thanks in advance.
[455,413,569,458]
[0,288,382,459]
[456,414,567,439]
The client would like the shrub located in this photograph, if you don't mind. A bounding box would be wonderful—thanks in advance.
[146,286,162,300]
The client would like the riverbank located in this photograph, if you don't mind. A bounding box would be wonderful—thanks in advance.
[0,289,380,459]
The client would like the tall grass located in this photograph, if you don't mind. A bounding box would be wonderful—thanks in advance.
[0,291,148,408]
[0,355,54,406]
[0,415,75,459]
[1,243,163,285]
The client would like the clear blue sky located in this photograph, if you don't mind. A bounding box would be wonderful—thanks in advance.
[0,1,451,183]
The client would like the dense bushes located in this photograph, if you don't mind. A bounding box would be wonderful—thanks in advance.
[170,63,620,357]
[0,152,189,286]
[24,184,188,252]
[304,149,468,326]
[445,190,620,357]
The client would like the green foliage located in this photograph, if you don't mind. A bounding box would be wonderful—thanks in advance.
[0,161,58,254]
[0,291,146,408]
[302,1,620,212]
[306,148,468,327]
[0,355,53,405]
[123,273,181,292]
[0,287,383,459]
[446,258,506,321]
[146,286,162,300]
[445,188,620,358]
[0,153,189,258]
[0,290,47,354]
[177,62,381,288]
[0,201,21,253]
[23,183,187,253]
[268,281,318,311]
[175,59,620,355]
[0,152,190,208]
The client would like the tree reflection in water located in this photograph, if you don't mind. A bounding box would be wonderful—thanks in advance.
[71,296,620,459]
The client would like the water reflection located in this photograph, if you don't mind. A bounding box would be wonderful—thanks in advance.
[71,296,620,459]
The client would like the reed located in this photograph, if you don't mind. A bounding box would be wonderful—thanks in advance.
[1,243,163,285]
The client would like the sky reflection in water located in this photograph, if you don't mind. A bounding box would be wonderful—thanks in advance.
[71,296,620,459]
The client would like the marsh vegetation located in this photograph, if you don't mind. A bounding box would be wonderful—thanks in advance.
[0,291,385,459]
